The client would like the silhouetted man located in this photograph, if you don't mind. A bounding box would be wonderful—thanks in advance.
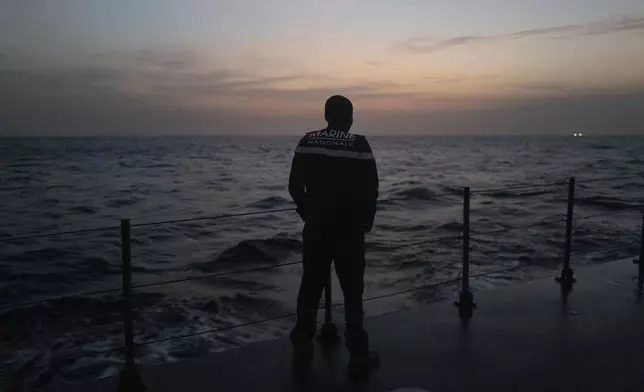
[288,95,379,378]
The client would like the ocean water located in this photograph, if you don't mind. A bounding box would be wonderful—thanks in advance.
[1,135,643,386]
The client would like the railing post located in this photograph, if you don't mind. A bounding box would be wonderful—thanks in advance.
[556,177,576,288]
[319,268,340,348]
[118,219,145,392]
[456,187,475,320]
[324,272,333,325]
[636,210,644,293]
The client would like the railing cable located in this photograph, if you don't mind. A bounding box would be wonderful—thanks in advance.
[0,287,122,312]
[576,208,644,221]
[130,208,297,228]
[377,234,462,252]
[468,264,525,278]
[133,235,464,291]
[135,312,297,348]
[131,261,302,291]
[0,234,463,312]
[573,245,635,257]
[2,173,642,242]
[135,271,472,347]
[472,181,562,195]
[576,173,644,184]
[0,225,120,243]
[0,193,464,243]
[377,191,462,204]
[471,216,565,238]
[132,192,462,228]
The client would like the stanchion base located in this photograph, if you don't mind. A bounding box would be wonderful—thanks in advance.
[454,291,476,307]
[454,291,477,322]
[457,306,474,323]
[318,322,341,349]
[118,364,146,392]
[633,259,643,293]
[555,268,576,287]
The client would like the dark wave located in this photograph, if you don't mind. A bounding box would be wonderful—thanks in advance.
[5,174,36,183]
[218,236,301,261]
[0,291,162,343]
[392,187,441,200]
[8,247,79,263]
[9,161,41,168]
[147,232,178,241]
[198,291,282,317]
[377,223,435,233]
[46,184,74,190]
[261,184,287,191]
[439,185,464,195]
[202,298,222,314]
[436,221,463,232]
[486,189,555,199]
[576,196,638,210]
[589,144,615,150]
[43,198,60,207]
[1,258,120,295]
[614,182,644,191]
[105,196,143,208]
[219,292,283,314]
[143,163,173,168]
[68,205,98,214]
[390,179,422,187]
[80,255,121,276]
[195,235,301,271]
[213,175,237,183]
[248,196,291,209]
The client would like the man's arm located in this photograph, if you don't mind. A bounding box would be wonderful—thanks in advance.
[288,150,308,221]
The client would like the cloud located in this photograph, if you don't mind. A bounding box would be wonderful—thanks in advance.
[3,62,644,136]
[510,81,571,94]
[2,47,643,135]
[361,90,644,135]
[0,49,329,98]
[130,49,198,72]
[0,67,321,136]
[4,81,644,136]
[401,15,644,53]
[0,50,419,135]
[424,75,470,84]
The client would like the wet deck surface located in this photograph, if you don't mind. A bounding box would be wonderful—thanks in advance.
[68,259,644,392]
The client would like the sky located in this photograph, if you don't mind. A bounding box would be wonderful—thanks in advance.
[1,0,644,135]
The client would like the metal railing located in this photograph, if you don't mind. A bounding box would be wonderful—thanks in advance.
[1,174,643,390]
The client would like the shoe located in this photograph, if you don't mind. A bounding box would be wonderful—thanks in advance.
[347,350,380,379]
[292,340,314,373]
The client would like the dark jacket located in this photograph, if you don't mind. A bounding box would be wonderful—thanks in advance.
[288,128,379,231]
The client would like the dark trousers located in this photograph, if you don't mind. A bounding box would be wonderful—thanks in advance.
[290,222,369,355]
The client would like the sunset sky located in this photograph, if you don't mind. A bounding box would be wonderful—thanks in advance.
[2,0,644,135]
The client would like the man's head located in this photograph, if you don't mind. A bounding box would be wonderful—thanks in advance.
[325,95,353,131]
